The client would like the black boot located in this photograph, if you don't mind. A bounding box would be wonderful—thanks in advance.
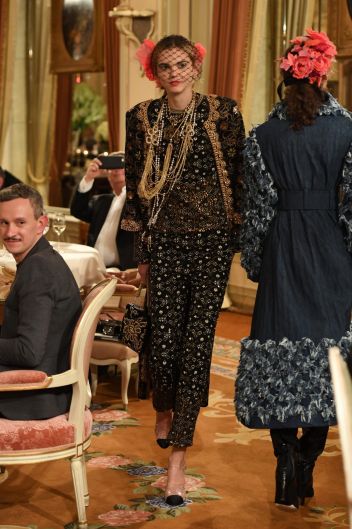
[297,426,329,505]
[297,457,315,505]
[270,429,300,510]
[274,443,299,509]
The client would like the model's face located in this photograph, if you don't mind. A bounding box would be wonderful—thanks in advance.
[108,168,125,195]
[155,47,198,95]
[0,198,47,262]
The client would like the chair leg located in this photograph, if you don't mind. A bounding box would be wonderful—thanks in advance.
[71,455,88,529]
[82,454,89,507]
[90,364,98,396]
[119,360,132,410]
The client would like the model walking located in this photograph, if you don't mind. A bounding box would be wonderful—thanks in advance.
[235,29,352,509]
[122,34,244,505]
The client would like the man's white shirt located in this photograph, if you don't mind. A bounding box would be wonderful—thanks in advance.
[78,178,126,267]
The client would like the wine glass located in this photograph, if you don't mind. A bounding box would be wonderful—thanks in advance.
[52,213,66,251]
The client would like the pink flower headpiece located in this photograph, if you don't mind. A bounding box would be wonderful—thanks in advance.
[279,28,337,86]
[135,39,206,84]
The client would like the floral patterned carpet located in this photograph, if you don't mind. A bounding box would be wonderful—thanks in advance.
[0,333,348,529]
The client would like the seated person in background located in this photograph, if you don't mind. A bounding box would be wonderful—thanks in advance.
[0,183,82,420]
[70,152,136,272]
[0,166,22,189]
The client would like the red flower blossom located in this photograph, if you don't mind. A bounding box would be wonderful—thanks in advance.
[279,27,336,84]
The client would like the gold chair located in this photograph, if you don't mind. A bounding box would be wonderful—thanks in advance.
[328,346,352,529]
[0,277,117,529]
[90,285,146,410]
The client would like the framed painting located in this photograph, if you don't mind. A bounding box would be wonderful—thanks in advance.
[51,0,104,73]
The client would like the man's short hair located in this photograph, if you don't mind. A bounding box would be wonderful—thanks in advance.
[0,183,44,219]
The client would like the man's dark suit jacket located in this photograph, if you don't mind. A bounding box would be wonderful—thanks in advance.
[0,237,82,420]
[70,190,136,270]
[0,169,22,188]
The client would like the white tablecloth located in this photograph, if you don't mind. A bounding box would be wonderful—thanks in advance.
[0,242,106,288]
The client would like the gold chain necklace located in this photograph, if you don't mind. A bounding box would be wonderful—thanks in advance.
[138,93,197,202]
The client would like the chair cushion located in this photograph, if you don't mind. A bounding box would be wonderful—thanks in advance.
[0,370,48,385]
[0,409,92,451]
[91,340,138,361]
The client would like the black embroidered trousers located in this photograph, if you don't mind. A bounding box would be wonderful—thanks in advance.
[149,228,233,447]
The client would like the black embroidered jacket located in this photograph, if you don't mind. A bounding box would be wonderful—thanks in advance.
[122,93,245,262]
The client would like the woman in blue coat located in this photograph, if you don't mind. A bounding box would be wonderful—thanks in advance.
[235,29,352,509]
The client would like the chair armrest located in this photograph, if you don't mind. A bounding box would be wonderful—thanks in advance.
[0,368,79,391]
[48,369,78,388]
[0,370,52,391]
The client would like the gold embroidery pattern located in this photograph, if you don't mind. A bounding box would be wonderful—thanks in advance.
[204,95,235,224]
[121,218,142,231]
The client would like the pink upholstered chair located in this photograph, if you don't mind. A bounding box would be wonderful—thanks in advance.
[90,285,145,410]
[0,277,117,529]
[329,346,352,529]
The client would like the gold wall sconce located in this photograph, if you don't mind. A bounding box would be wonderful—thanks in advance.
[109,3,155,46]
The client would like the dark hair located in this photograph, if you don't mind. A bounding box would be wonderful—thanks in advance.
[151,34,202,79]
[0,183,44,219]
[279,45,326,130]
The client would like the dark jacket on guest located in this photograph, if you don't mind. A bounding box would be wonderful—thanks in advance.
[0,237,82,420]
[70,190,136,270]
[0,168,22,189]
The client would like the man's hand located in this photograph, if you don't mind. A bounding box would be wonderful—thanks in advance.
[83,158,105,183]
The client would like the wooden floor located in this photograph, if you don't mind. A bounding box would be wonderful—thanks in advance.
[215,308,251,341]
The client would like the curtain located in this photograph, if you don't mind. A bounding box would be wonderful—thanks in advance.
[272,0,316,94]
[208,0,253,104]
[242,0,316,132]
[26,0,56,201]
[48,74,73,206]
[0,0,17,161]
[103,0,120,152]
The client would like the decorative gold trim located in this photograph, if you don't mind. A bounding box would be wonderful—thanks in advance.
[203,96,235,224]
[121,219,142,231]
[138,100,152,134]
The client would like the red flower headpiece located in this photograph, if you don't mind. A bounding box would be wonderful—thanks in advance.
[135,39,156,81]
[279,28,337,86]
[135,39,206,85]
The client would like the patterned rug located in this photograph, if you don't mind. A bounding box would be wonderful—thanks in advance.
[0,336,348,529]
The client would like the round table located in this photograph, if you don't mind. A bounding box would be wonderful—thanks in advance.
[0,241,106,289]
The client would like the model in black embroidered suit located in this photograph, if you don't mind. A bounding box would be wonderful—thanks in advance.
[122,35,244,506]
[235,29,352,510]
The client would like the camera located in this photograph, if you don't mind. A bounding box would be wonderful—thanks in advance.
[97,153,125,170]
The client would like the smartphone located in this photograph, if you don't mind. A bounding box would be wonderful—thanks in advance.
[97,154,124,170]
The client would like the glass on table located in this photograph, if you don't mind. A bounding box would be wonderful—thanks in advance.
[52,213,66,251]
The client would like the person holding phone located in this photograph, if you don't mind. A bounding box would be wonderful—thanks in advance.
[70,151,136,270]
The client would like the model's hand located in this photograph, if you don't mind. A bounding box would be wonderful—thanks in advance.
[138,263,150,286]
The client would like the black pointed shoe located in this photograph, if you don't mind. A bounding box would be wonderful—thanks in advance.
[155,410,172,449]
[157,438,171,449]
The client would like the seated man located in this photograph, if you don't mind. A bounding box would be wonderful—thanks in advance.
[0,183,82,421]
[70,152,136,271]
